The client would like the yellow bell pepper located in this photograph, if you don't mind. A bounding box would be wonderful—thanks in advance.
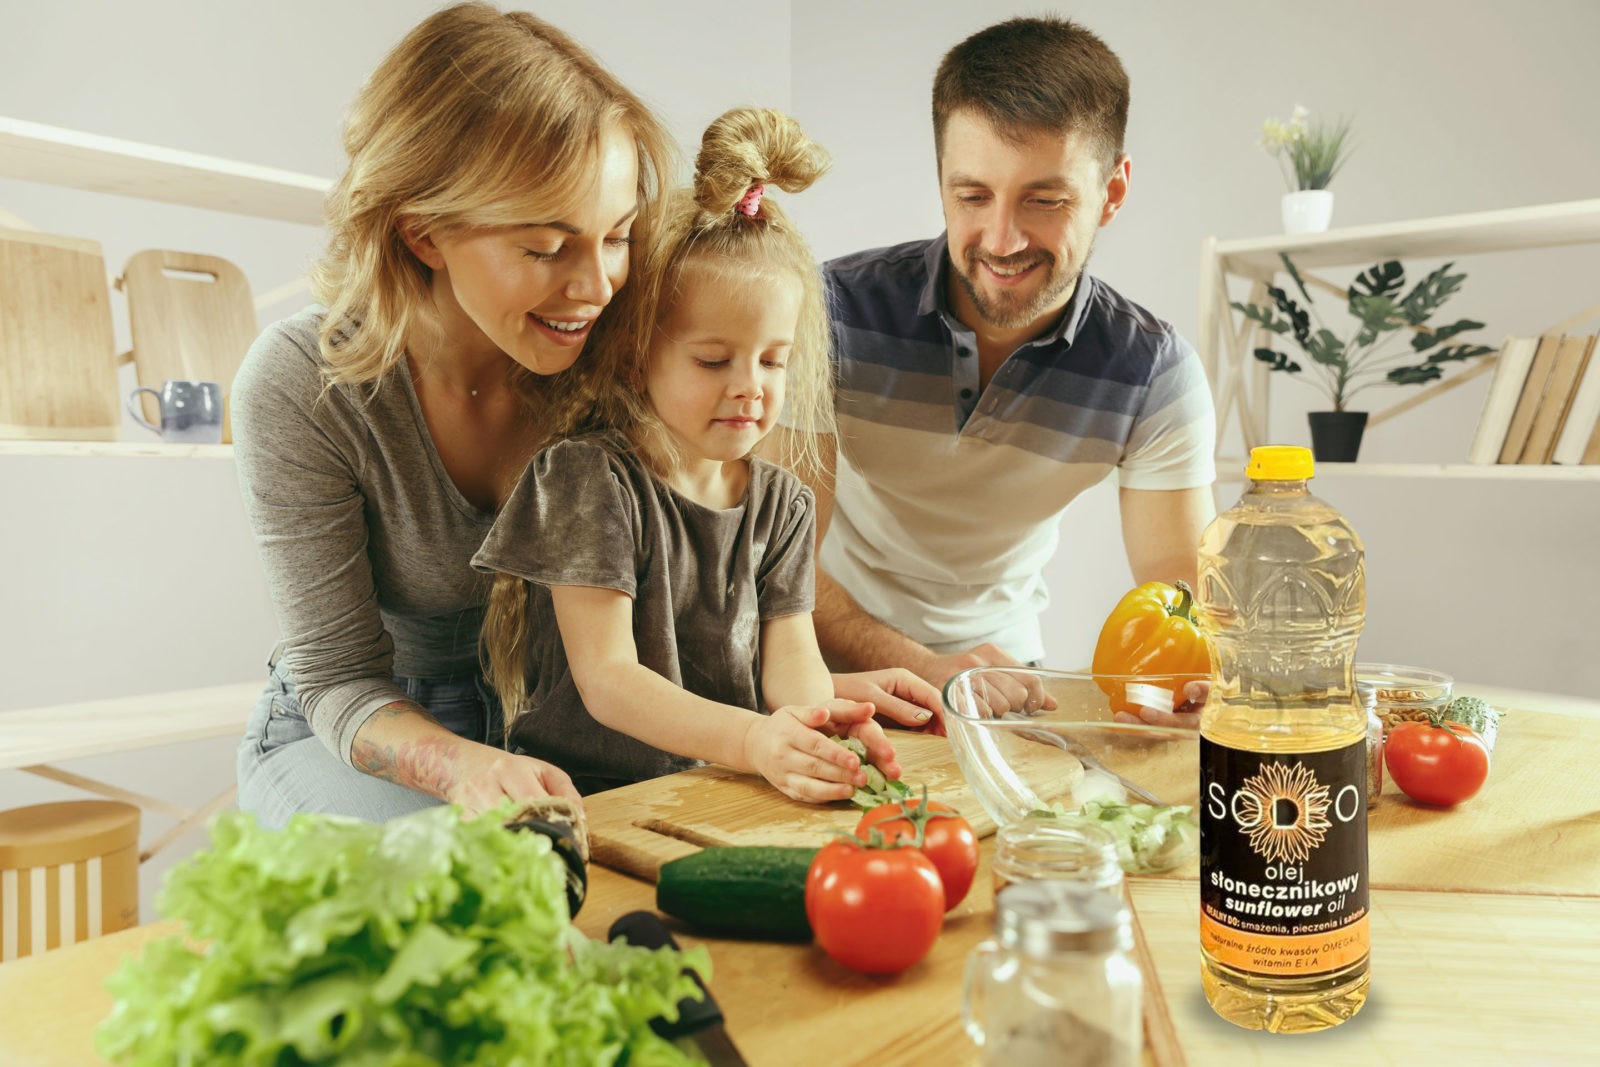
[1091,580,1211,715]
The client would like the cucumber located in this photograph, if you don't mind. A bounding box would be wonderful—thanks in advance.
[656,846,817,940]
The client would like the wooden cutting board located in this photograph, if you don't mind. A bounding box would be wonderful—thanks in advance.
[585,733,1068,881]
[120,249,257,436]
[0,228,118,440]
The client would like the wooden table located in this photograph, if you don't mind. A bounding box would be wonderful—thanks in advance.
[2,684,1597,1065]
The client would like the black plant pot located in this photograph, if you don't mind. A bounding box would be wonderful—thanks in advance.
[1308,411,1368,462]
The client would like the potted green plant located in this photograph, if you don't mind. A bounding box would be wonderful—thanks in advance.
[1261,105,1354,233]
[1233,254,1496,461]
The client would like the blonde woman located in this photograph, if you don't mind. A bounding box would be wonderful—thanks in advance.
[234,6,936,826]
[474,108,906,801]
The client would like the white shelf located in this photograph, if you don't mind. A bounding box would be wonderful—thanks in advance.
[1199,197,1600,476]
[0,115,329,226]
[1213,198,1600,275]
[1216,460,1600,482]
[0,440,234,460]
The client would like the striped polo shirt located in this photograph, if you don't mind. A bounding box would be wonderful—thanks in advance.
[821,235,1215,662]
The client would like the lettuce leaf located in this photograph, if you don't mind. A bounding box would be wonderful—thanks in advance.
[96,804,709,1066]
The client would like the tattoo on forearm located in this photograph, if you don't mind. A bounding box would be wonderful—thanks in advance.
[351,703,464,799]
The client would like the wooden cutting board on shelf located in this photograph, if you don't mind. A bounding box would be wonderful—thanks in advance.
[585,733,1046,881]
[0,228,118,440]
[119,249,257,434]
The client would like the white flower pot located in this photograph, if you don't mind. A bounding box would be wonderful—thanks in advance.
[1282,189,1335,234]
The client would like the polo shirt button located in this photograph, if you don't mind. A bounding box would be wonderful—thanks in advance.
[959,388,974,399]
[957,348,972,357]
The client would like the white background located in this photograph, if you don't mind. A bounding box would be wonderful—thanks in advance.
[3,0,1598,915]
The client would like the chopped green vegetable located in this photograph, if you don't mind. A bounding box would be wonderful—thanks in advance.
[833,736,914,811]
[1031,799,1199,874]
[1443,695,1500,735]
[96,804,709,1066]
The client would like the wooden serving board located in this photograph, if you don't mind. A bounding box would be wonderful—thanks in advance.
[584,732,1073,881]
[0,228,118,440]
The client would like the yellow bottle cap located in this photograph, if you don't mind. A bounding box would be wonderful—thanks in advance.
[1246,445,1314,481]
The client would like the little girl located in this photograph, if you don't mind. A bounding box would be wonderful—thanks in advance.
[475,108,900,801]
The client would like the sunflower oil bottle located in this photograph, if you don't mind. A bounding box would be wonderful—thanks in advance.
[1195,446,1369,1032]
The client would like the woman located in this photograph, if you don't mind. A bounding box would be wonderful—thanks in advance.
[234,3,938,827]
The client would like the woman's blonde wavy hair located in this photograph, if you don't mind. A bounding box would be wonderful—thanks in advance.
[483,106,837,730]
[311,1,674,421]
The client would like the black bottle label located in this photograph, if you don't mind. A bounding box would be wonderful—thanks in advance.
[1199,738,1369,977]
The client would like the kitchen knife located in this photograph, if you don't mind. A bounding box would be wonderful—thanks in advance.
[608,910,749,1067]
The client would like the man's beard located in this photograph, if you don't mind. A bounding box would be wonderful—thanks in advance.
[954,241,1092,330]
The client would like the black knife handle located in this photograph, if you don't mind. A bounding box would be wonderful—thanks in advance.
[506,816,587,918]
[608,910,725,1037]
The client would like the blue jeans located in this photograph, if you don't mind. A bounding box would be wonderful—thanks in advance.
[236,659,505,829]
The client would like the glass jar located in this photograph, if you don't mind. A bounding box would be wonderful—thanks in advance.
[992,815,1123,897]
[962,881,1142,1067]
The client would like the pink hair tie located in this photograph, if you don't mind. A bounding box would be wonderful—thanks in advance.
[735,183,765,217]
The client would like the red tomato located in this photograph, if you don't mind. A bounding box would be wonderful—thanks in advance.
[804,838,944,975]
[1384,720,1490,806]
[856,799,979,911]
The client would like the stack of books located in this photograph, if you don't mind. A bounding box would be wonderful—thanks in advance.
[1467,333,1600,465]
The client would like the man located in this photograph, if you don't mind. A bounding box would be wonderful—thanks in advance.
[792,16,1216,699]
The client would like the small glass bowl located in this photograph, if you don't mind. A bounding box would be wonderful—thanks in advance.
[1357,662,1453,736]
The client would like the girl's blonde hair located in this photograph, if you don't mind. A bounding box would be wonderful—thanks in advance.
[312,1,674,418]
[483,106,836,729]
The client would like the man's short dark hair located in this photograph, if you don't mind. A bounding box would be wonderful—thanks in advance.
[932,16,1129,173]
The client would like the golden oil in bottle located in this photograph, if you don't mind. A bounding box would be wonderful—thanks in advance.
[1195,446,1370,1033]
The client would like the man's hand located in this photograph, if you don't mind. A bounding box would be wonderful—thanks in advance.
[832,668,944,734]
[1112,679,1208,730]
[916,644,1057,719]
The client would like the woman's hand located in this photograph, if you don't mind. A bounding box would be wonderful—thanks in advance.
[745,705,870,803]
[832,668,946,735]
[1112,679,1208,730]
[444,747,583,817]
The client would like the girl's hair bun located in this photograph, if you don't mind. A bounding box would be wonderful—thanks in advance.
[692,107,831,218]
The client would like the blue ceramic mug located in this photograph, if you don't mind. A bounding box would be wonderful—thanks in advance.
[127,380,224,444]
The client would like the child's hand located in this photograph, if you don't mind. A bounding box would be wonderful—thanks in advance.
[745,705,868,803]
[819,699,901,783]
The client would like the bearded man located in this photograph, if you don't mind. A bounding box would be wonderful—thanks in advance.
[784,16,1217,709]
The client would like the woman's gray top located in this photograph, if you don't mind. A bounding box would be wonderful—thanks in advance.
[232,307,498,766]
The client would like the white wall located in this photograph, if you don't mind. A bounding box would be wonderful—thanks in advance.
[3,1,1598,918]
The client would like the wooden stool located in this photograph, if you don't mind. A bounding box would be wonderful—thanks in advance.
[0,801,140,962]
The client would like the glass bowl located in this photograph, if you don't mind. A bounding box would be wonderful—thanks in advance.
[941,666,1202,873]
[1357,662,1453,733]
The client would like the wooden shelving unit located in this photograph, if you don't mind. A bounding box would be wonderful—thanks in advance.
[1198,198,1600,479]
[0,116,328,225]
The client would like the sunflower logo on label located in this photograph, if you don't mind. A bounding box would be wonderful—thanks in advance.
[1234,761,1332,865]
